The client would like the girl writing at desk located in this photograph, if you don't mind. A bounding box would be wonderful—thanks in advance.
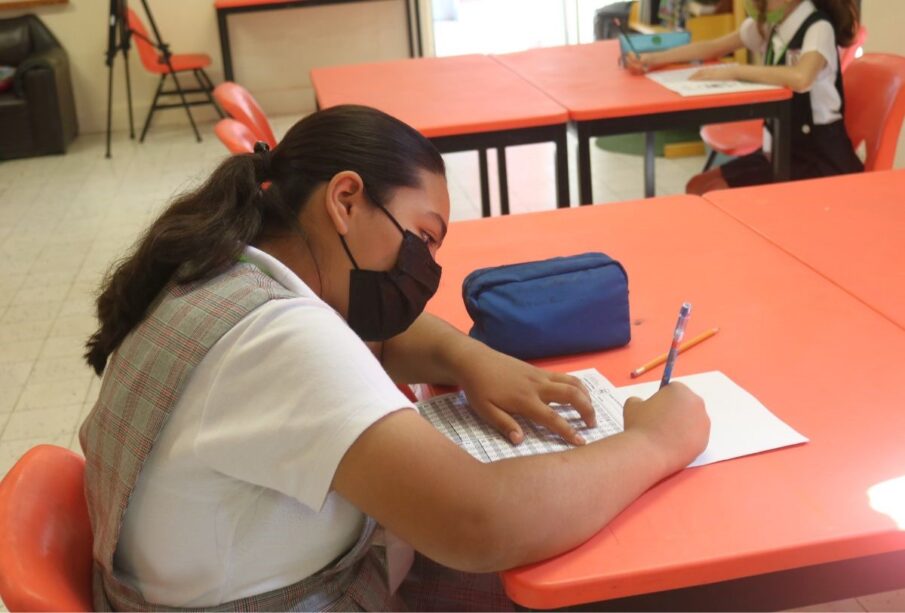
[626,0,863,193]
[80,105,709,611]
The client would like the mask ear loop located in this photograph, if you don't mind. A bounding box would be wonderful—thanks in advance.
[376,204,406,236]
[338,188,404,270]
[338,234,360,270]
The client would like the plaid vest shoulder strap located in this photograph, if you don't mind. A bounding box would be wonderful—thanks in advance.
[80,263,297,583]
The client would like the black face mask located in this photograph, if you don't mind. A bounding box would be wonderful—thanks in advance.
[339,205,442,341]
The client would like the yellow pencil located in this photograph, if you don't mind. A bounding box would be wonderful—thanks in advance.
[630,327,720,378]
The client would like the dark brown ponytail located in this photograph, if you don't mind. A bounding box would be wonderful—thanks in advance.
[85,105,445,375]
[812,0,860,48]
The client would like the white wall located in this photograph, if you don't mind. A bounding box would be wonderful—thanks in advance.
[861,0,905,168]
[4,0,411,134]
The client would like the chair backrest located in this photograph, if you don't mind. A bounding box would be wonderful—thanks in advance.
[0,445,93,612]
[126,8,163,73]
[213,82,277,148]
[214,117,258,154]
[839,25,868,73]
[844,53,905,172]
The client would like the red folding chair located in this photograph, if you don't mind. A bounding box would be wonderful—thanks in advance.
[213,82,278,148]
[127,8,224,143]
[700,25,868,171]
[0,445,93,612]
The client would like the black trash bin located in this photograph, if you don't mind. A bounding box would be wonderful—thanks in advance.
[594,1,633,40]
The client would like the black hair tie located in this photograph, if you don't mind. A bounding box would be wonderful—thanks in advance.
[253,141,272,183]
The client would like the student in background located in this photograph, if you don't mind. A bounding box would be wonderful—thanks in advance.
[80,105,709,611]
[626,0,863,193]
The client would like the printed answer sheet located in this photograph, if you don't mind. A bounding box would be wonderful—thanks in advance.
[418,369,808,467]
[418,369,625,463]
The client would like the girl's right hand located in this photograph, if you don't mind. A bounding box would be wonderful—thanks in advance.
[622,382,710,471]
[624,52,652,75]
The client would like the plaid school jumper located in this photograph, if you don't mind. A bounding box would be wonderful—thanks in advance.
[79,263,404,612]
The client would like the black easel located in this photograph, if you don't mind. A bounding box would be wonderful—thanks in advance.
[104,0,134,159]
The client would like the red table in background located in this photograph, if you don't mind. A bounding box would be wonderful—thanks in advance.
[427,196,905,610]
[704,169,905,331]
[494,41,793,204]
[311,54,571,216]
[214,0,419,82]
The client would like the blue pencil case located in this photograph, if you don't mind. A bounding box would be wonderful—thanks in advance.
[618,31,691,56]
[462,253,631,360]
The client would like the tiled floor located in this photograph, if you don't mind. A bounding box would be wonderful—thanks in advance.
[0,116,902,612]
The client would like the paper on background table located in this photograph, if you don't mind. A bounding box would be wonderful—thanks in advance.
[417,369,807,467]
[646,65,783,97]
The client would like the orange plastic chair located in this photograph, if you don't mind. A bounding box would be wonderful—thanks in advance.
[0,445,93,612]
[698,119,764,167]
[214,118,259,154]
[700,25,868,170]
[213,82,278,148]
[127,8,223,143]
[843,53,905,172]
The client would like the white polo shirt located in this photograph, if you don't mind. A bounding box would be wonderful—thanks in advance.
[739,1,841,151]
[114,245,415,607]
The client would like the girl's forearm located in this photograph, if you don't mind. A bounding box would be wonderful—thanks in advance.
[734,64,814,92]
[381,312,480,385]
[469,429,676,571]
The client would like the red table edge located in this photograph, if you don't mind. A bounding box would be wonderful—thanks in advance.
[216,0,329,8]
[503,520,905,608]
[565,86,792,122]
[699,183,905,335]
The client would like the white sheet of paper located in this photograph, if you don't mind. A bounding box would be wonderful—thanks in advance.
[418,369,807,468]
[646,64,783,97]
[613,370,809,467]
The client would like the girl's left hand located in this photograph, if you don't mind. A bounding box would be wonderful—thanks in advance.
[456,348,596,447]
[690,66,738,81]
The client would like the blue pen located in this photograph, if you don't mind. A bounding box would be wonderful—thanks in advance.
[660,302,692,389]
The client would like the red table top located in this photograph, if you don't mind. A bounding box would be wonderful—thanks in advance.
[215,0,309,9]
[310,54,569,138]
[493,40,792,122]
[704,169,905,331]
[426,196,905,608]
